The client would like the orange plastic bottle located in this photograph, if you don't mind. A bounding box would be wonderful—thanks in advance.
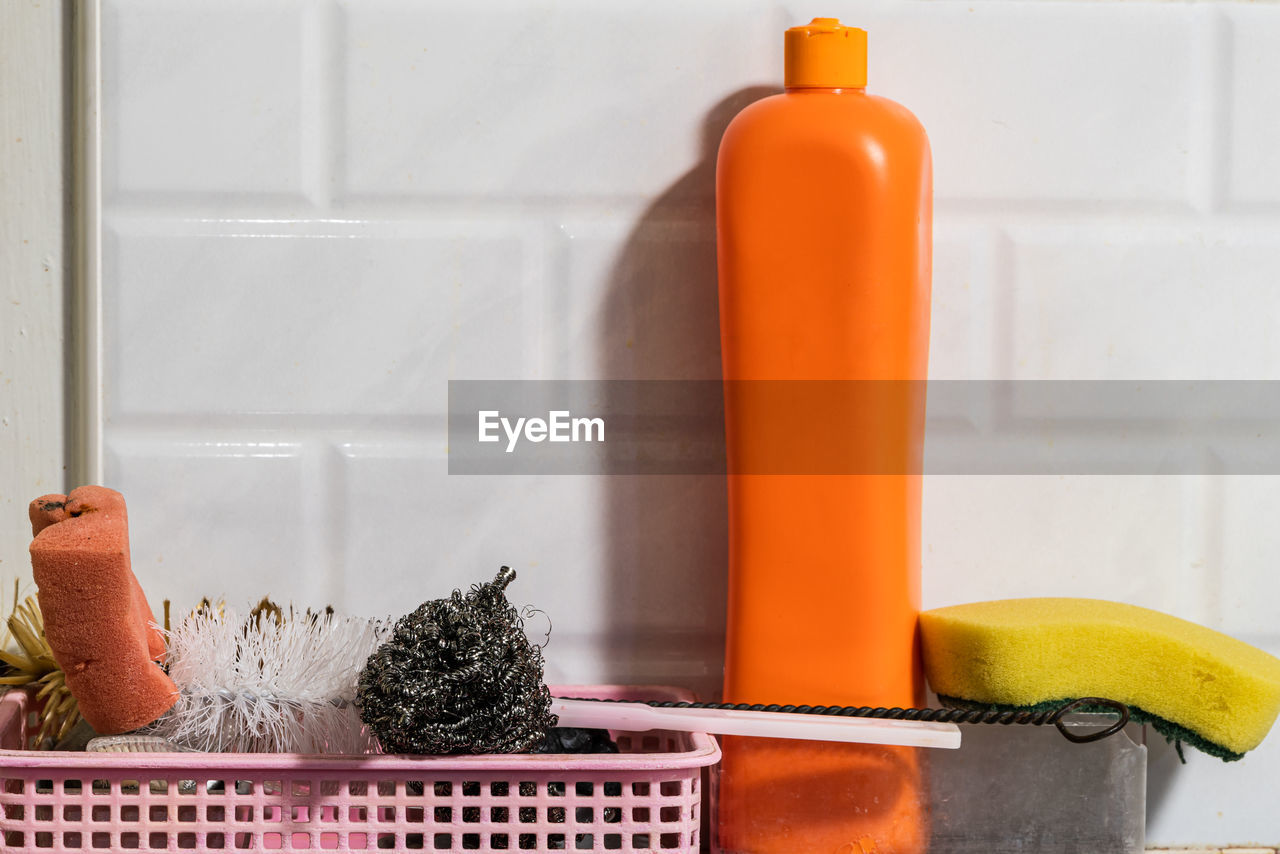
[715,18,932,854]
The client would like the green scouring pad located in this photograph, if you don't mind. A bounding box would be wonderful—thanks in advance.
[920,598,1280,761]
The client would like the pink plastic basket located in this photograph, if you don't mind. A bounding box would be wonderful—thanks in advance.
[0,686,719,854]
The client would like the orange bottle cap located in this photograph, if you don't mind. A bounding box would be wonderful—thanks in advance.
[784,17,867,89]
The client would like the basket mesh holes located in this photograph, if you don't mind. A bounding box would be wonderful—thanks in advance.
[631,783,649,797]
[62,831,81,847]
[575,782,593,796]
[490,781,509,797]
[35,831,52,848]
[659,833,681,849]
[603,782,622,797]
[263,831,282,849]
[120,832,139,848]
[349,806,366,822]
[267,806,285,824]
[461,781,480,797]
[603,834,622,850]
[518,806,537,823]
[318,832,338,849]
[491,806,508,823]
[491,834,509,849]
[517,781,535,797]
[632,834,650,849]
[548,781,566,797]
[179,805,198,822]
[574,832,592,849]
[434,807,451,823]
[377,780,396,797]
[659,781,681,797]
[178,780,198,795]
[207,806,225,822]
[406,806,424,823]
[462,806,480,823]
[659,806,680,823]
[121,780,140,795]
[435,782,452,797]
[91,805,109,822]
[462,833,481,849]
[35,804,52,821]
[319,805,339,822]
[233,831,253,849]
[433,834,451,849]
[264,781,282,796]
[149,807,167,822]
[178,832,198,848]
[641,737,660,751]
[236,806,254,822]
[235,781,254,795]
[405,833,424,849]
[547,807,565,824]
[348,832,367,849]
[576,807,594,823]
[546,834,565,850]
[147,780,167,795]
[292,780,311,797]
[121,806,140,822]
[292,806,309,822]
[603,807,621,824]
[518,835,536,850]
[149,831,167,849]
[632,808,649,823]
[63,805,81,822]
[320,780,340,797]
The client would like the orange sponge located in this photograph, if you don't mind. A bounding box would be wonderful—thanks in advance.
[28,486,177,735]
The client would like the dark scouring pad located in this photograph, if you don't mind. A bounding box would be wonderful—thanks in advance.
[356,566,555,755]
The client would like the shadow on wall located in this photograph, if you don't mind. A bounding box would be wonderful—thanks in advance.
[598,87,779,701]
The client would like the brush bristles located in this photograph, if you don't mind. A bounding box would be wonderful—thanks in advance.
[149,607,388,754]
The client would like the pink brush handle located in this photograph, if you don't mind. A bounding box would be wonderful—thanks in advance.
[550,698,961,749]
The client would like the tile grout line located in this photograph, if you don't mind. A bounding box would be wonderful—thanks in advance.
[1186,5,1230,216]
[300,0,340,211]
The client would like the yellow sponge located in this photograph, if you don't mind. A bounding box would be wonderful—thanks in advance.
[920,598,1280,760]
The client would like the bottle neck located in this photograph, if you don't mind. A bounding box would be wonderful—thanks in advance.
[784,86,866,95]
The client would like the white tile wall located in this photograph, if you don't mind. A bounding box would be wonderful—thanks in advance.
[97,0,1280,845]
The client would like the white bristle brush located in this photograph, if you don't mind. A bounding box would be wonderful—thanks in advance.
[136,604,388,754]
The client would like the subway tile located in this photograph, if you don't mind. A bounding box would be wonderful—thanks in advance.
[336,0,775,200]
[104,434,327,612]
[922,475,1192,615]
[552,217,720,380]
[105,220,538,417]
[104,0,309,199]
[928,224,990,382]
[1004,226,1280,380]
[333,440,728,651]
[866,2,1196,204]
[1225,6,1280,205]
[1215,476,1280,639]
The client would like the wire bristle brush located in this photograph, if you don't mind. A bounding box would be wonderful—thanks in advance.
[147,600,388,754]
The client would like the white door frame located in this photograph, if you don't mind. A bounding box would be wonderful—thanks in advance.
[0,0,102,580]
